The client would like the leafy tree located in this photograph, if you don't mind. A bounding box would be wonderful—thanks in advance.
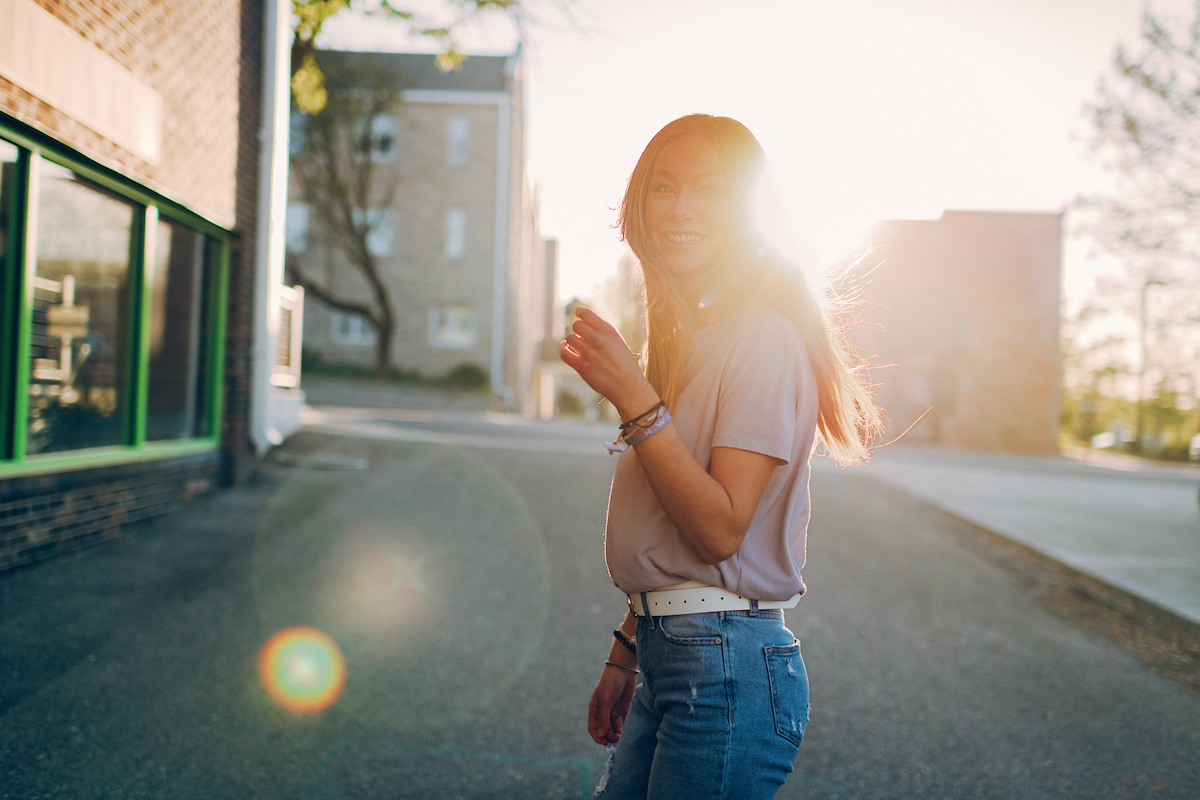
[290,0,518,113]
[286,55,405,376]
[1072,1,1200,443]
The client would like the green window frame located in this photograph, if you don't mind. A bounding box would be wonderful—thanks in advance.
[0,114,229,478]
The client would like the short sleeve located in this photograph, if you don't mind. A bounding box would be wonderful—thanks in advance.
[711,314,807,464]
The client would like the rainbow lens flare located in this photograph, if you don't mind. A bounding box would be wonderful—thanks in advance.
[259,626,346,714]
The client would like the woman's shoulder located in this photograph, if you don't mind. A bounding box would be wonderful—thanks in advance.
[724,303,805,355]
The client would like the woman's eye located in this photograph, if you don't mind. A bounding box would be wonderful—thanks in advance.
[653,184,673,193]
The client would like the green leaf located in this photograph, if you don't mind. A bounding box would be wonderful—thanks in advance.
[292,53,328,114]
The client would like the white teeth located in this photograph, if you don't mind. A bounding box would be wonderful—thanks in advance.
[667,233,702,243]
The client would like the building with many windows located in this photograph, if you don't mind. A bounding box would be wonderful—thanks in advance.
[0,0,297,570]
[287,49,557,414]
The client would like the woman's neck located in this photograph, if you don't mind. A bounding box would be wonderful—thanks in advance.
[678,250,755,327]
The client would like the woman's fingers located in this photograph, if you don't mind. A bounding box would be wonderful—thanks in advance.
[589,695,618,744]
[559,337,582,360]
[576,306,615,334]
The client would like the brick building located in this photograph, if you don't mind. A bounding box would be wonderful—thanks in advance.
[0,0,296,569]
[288,50,557,414]
[855,210,1062,453]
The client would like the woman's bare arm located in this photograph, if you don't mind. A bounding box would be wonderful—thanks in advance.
[559,307,779,564]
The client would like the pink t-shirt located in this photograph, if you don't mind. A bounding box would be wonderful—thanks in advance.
[604,303,820,601]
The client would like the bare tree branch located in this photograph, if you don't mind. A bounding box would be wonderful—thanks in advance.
[286,255,374,320]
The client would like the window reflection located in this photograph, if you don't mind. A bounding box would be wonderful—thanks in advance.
[27,160,134,455]
[1,139,16,264]
[145,219,213,441]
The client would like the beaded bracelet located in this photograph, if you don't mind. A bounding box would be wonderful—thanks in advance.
[612,628,637,655]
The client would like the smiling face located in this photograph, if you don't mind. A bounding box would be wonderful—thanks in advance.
[644,134,737,278]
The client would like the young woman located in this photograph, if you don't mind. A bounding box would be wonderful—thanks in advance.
[559,114,881,799]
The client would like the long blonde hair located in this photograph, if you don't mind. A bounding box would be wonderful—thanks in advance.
[618,114,882,465]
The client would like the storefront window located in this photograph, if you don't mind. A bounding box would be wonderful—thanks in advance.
[26,160,135,455]
[1,140,17,458]
[0,139,16,262]
[145,219,214,441]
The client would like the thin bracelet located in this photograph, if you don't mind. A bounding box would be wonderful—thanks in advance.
[604,660,638,674]
[612,628,637,654]
[620,401,664,432]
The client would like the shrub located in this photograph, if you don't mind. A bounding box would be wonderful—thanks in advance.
[443,362,489,389]
[557,389,583,415]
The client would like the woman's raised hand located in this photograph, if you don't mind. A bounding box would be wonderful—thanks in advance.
[558,307,658,415]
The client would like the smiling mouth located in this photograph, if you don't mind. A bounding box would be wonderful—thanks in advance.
[665,232,703,244]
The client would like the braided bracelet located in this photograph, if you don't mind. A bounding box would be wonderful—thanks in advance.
[613,628,637,655]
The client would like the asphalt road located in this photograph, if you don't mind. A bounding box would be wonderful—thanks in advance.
[1,419,1198,799]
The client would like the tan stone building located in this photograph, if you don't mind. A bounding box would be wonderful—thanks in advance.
[288,49,557,414]
[854,210,1062,453]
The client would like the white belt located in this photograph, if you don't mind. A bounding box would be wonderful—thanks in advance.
[627,581,801,617]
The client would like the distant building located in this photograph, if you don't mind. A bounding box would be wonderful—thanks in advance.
[288,49,557,414]
[854,210,1062,453]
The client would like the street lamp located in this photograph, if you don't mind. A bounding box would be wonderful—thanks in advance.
[1136,277,1166,449]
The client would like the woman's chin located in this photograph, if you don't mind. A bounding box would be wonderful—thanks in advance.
[665,253,716,278]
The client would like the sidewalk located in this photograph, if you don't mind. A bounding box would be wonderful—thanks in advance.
[831,445,1200,626]
[301,376,502,412]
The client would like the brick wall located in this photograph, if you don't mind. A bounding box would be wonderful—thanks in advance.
[0,0,243,227]
[219,0,263,486]
[0,453,219,571]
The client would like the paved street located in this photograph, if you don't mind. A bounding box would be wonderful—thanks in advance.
[2,412,1199,799]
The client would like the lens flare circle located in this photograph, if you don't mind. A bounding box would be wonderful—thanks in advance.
[259,626,346,714]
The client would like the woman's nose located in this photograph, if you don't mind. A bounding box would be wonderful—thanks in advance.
[671,190,698,219]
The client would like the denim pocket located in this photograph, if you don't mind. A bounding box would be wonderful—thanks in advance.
[655,613,724,646]
[764,641,809,746]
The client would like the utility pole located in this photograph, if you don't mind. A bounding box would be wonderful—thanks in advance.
[1137,278,1166,450]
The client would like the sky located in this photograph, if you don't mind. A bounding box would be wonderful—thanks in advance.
[321,0,1187,310]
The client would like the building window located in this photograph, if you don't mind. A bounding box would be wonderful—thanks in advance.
[0,139,16,275]
[352,207,392,257]
[27,161,137,455]
[289,110,306,155]
[145,219,216,441]
[285,201,310,254]
[428,305,476,348]
[1,139,21,453]
[448,116,469,166]
[331,312,375,346]
[0,132,228,473]
[358,113,397,162]
[445,209,465,259]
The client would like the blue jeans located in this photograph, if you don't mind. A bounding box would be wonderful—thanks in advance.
[598,607,809,799]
